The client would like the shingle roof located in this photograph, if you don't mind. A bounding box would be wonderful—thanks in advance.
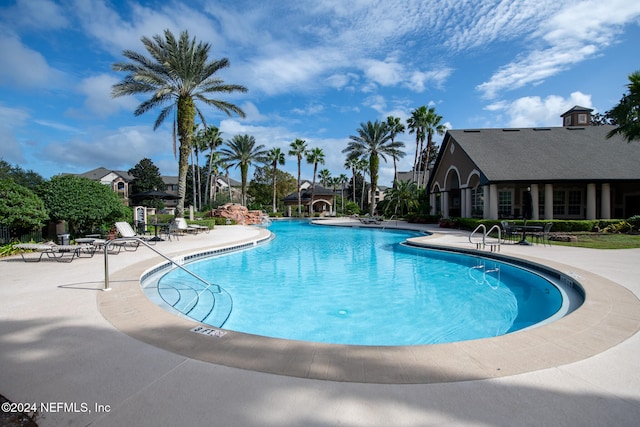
[443,125,640,183]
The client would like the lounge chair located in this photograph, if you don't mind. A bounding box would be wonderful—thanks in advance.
[359,215,382,225]
[174,218,199,234]
[15,243,84,263]
[114,222,149,249]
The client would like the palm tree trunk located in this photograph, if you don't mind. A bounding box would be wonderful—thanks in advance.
[272,162,277,213]
[310,163,318,216]
[176,96,195,218]
[297,157,302,216]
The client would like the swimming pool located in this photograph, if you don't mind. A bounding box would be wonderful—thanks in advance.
[143,220,574,346]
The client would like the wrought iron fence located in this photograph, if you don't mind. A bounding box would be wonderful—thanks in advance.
[0,225,43,244]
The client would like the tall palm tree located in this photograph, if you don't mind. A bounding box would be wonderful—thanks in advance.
[192,124,210,211]
[288,139,307,216]
[337,173,349,214]
[318,169,332,188]
[343,120,403,216]
[386,116,406,186]
[112,29,247,218]
[219,134,268,206]
[407,106,427,185]
[266,147,286,213]
[306,147,325,216]
[344,156,359,203]
[422,107,447,187]
[201,125,223,206]
[357,157,369,210]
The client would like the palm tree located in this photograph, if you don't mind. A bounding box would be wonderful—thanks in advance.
[192,124,210,211]
[357,157,369,211]
[219,134,268,206]
[288,139,307,216]
[344,156,359,203]
[337,173,348,214]
[343,120,403,216]
[318,169,332,188]
[306,147,325,216]
[407,106,427,185]
[607,70,640,143]
[383,180,419,217]
[200,125,223,206]
[266,147,286,213]
[112,29,247,218]
[422,107,447,187]
[386,116,406,186]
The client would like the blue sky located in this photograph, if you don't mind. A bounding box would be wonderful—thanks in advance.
[1,0,639,187]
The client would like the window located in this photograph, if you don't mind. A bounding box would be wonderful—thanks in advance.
[552,189,583,217]
[578,114,587,124]
[471,186,484,217]
[553,191,565,215]
[498,190,512,218]
[568,190,582,215]
[538,189,545,216]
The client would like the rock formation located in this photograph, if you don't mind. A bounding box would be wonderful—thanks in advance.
[208,203,267,225]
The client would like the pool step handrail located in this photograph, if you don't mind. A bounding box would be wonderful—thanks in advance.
[468,224,501,252]
[103,237,220,293]
[382,214,398,230]
[469,224,486,249]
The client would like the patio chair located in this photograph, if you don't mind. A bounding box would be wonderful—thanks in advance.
[114,222,150,249]
[174,218,199,234]
[501,221,517,243]
[533,222,553,246]
[162,221,181,241]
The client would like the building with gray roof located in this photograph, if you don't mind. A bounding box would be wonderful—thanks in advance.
[428,107,640,220]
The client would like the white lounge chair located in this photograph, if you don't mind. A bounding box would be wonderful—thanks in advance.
[174,218,199,234]
[114,222,149,248]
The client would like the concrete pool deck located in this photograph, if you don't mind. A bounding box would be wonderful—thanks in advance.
[2,221,640,426]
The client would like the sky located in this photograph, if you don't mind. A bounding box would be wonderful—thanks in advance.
[1,0,639,187]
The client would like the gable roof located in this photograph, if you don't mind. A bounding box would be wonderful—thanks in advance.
[76,167,133,181]
[434,125,640,184]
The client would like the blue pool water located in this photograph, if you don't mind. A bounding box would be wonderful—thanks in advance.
[149,220,563,346]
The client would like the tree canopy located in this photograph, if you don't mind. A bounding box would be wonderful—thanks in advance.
[0,179,48,234]
[37,175,128,236]
[607,70,640,142]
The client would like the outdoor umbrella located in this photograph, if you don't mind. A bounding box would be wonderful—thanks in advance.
[130,190,179,200]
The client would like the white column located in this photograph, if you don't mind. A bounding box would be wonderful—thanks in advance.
[601,183,611,219]
[586,183,597,220]
[489,184,498,220]
[530,184,539,220]
[544,184,554,220]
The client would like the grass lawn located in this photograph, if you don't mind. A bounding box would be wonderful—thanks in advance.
[550,233,640,249]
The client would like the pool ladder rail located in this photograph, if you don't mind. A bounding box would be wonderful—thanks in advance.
[469,224,502,252]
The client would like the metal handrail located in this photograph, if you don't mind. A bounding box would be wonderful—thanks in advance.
[103,237,219,293]
[469,224,486,249]
[382,214,398,230]
[468,224,501,251]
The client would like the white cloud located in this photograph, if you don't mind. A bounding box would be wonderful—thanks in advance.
[477,0,640,98]
[486,91,593,127]
[0,33,66,89]
[4,0,70,30]
[0,104,30,163]
[41,125,173,171]
[75,74,137,118]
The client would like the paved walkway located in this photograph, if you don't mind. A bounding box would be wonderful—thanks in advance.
[1,222,640,426]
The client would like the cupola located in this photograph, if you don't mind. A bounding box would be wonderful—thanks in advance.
[560,105,593,127]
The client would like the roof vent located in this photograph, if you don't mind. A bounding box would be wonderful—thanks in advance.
[502,129,520,132]
[463,129,481,133]
[533,128,551,131]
